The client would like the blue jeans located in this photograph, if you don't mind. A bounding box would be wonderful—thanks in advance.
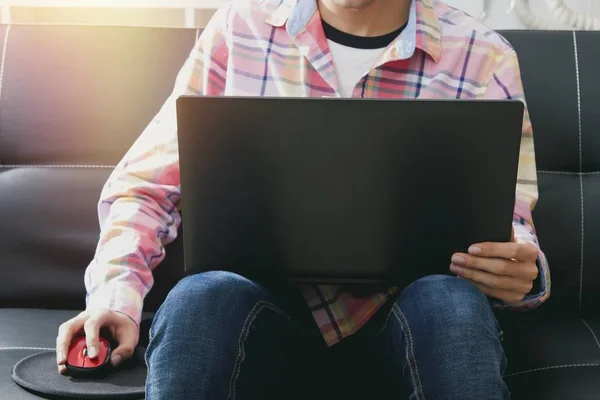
[145,272,508,399]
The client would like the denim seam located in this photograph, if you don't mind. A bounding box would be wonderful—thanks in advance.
[392,304,425,400]
[494,315,507,377]
[227,300,291,400]
[144,325,153,369]
[373,306,396,338]
[488,314,504,341]
[143,325,154,394]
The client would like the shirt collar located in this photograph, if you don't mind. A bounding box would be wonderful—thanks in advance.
[266,0,442,62]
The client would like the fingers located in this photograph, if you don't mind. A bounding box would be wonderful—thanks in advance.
[467,241,538,263]
[83,312,110,359]
[513,241,539,263]
[56,312,87,374]
[56,309,139,375]
[470,281,527,305]
[452,252,538,281]
[450,263,533,294]
[110,313,139,366]
[110,336,137,367]
[451,253,511,276]
[451,239,539,303]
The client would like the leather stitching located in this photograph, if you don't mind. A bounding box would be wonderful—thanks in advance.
[227,301,291,400]
[504,363,600,378]
[0,346,54,351]
[580,318,600,351]
[572,31,585,312]
[392,304,425,400]
[538,170,600,175]
[0,24,9,102]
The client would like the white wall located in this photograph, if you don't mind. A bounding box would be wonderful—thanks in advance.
[444,0,598,29]
[2,0,597,29]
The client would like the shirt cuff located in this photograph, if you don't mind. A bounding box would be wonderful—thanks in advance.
[493,246,551,311]
[85,282,144,329]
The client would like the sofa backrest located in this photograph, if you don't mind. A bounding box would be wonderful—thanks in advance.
[501,31,600,317]
[0,25,199,312]
[0,25,599,317]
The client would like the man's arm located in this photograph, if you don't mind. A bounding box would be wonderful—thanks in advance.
[84,5,231,327]
[488,48,550,309]
[454,49,550,309]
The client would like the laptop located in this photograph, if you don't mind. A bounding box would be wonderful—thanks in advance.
[176,97,524,288]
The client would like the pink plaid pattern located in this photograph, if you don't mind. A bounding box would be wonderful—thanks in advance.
[85,0,550,346]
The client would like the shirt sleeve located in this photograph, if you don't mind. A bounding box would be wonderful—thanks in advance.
[84,5,231,327]
[482,47,551,310]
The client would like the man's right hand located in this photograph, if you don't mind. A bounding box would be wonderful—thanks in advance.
[56,309,139,374]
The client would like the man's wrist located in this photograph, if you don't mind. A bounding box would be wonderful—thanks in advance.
[86,284,144,328]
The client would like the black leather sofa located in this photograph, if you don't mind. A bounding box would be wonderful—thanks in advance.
[0,25,599,399]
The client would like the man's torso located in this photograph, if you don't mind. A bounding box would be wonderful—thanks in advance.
[200,0,520,345]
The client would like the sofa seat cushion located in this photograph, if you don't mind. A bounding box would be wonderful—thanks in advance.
[1,309,78,400]
[501,313,600,399]
[0,309,79,348]
[507,364,600,399]
[2,309,600,399]
[0,309,148,400]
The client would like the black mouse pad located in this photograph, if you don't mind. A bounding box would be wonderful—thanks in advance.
[11,351,146,399]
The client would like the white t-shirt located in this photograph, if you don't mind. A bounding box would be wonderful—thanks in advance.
[321,20,406,97]
[326,40,383,97]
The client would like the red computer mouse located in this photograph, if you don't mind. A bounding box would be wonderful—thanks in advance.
[65,335,112,378]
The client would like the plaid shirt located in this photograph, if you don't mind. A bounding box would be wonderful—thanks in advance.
[86,0,551,346]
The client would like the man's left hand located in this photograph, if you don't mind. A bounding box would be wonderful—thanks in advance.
[449,233,539,305]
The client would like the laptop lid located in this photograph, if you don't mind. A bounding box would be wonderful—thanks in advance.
[176,97,524,287]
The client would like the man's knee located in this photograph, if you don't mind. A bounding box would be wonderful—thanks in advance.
[159,271,270,318]
[398,275,498,334]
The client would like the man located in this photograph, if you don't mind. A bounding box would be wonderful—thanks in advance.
[55,0,551,398]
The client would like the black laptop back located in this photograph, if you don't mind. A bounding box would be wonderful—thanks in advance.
[176,97,524,287]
